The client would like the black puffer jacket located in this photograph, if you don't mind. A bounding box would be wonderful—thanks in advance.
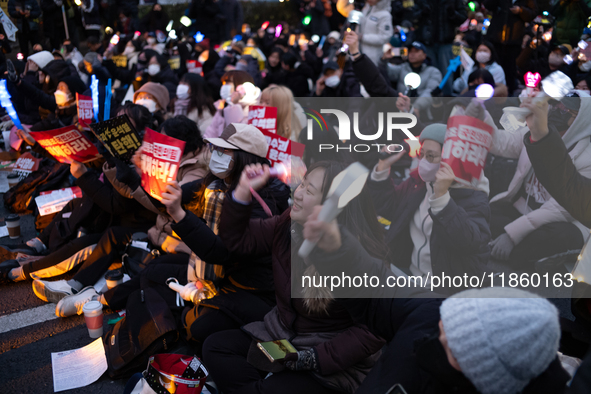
[415,0,467,46]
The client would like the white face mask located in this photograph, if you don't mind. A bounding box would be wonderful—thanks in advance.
[220,84,233,101]
[136,98,157,113]
[147,37,156,45]
[548,53,564,68]
[475,51,491,64]
[418,158,440,183]
[54,90,72,107]
[209,151,233,178]
[325,75,341,88]
[148,64,161,76]
[580,61,591,72]
[176,84,190,100]
[123,46,135,56]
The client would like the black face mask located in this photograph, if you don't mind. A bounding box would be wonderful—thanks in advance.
[547,106,574,133]
[415,334,476,391]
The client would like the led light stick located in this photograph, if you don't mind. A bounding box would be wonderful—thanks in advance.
[90,75,99,122]
[298,162,370,258]
[404,72,421,96]
[0,80,23,130]
[524,71,541,96]
[439,56,462,90]
[104,79,112,121]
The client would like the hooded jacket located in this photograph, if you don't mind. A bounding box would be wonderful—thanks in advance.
[336,0,393,66]
[486,94,591,245]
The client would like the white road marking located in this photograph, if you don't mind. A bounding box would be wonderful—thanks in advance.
[0,304,58,334]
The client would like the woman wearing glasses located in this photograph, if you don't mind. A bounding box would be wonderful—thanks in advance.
[367,123,491,292]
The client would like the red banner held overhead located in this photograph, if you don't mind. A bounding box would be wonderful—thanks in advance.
[248,105,278,134]
[30,125,100,164]
[442,115,494,187]
[140,128,186,201]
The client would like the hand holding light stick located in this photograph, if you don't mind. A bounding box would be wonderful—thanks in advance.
[404,72,421,97]
[90,75,99,123]
[298,162,370,259]
[0,80,23,130]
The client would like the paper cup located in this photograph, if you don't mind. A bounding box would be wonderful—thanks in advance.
[105,269,124,290]
[82,301,103,338]
[2,131,10,152]
[7,173,19,189]
[5,214,20,239]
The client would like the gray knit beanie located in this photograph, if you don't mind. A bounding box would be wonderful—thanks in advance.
[419,123,447,145]
[440,287,560,394]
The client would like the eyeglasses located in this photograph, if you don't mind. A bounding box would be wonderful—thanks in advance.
[208,143,233,157]
[418,149,441,163]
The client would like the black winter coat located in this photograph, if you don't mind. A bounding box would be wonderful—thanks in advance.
[483,0,537,45]
[368,170,491,279]
[415,0,467,46]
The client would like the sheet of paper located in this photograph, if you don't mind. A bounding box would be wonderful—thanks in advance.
[51,337,108,392]
[0,226,8,238]
[0,172,9,193]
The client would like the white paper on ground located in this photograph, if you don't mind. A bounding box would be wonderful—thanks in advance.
[51,337,108,392]
[0,226,8,238]
[0,172,9,193]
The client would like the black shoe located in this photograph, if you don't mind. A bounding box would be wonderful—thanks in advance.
[0,260,20,285]
[0,244,44,256]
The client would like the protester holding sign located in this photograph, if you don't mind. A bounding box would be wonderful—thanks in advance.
[368,123,491,283]
[30,76,87,132]
[29,125,100,164]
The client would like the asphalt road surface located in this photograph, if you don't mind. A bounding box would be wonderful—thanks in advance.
[0,199,127,393]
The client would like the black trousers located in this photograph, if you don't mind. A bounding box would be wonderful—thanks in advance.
[493,42,522,94]
[203,329,341,394]
[22,233,102,279]
[103,253,190,310]
[490,201,585,267]
[72,226,136,287]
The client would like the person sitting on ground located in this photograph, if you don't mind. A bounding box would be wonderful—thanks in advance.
[204,161,388,394]
[368,123,491,285]
[485,93,591,267]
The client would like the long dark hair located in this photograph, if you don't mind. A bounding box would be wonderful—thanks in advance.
[476,41,498,66]
[116,102,156,139]
[187,150,270,217]
[304,161,389,262]
[159,115,206,154]
[180,73,216,118]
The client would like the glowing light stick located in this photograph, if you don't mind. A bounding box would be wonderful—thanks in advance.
[403,72,421,96]
[104,79,112,121]
[0,80,23,130]
[524,71,541,95]
[90,75,99,123]
[275,24,283,38]
[439,56,462,90]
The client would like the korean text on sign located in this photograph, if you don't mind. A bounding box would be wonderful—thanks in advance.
[30,126,100,164]
[140,128,186,201]
[76,93,94,123]
[248,105,278,134]
[442,115,494,187]
[98,121,141,157]
[258,128,305,168]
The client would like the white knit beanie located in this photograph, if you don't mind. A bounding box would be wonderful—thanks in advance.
[440,287,560,394]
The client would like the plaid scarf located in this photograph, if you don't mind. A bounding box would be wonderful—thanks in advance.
[188,179,226,284]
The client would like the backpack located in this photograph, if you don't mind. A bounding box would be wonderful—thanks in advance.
[3,159,70,214]
[103,287,179,380]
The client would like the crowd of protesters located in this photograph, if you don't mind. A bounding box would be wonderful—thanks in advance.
[1,0,591,393]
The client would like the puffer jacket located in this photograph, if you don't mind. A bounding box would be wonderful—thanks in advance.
[468,99,591,245]
[551,0,591,47]
[415,0,467,46]
[337,0,393,66]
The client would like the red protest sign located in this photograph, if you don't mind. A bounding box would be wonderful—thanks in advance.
[442,116,494,187]
[13,152,41,180]
[140,128,186,201]
[76,93,94,124]
[248,105,278,134]
[30,125,100,164]
[259,128,305,168]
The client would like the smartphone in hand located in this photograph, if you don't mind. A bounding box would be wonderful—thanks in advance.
[257,339,297,362]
